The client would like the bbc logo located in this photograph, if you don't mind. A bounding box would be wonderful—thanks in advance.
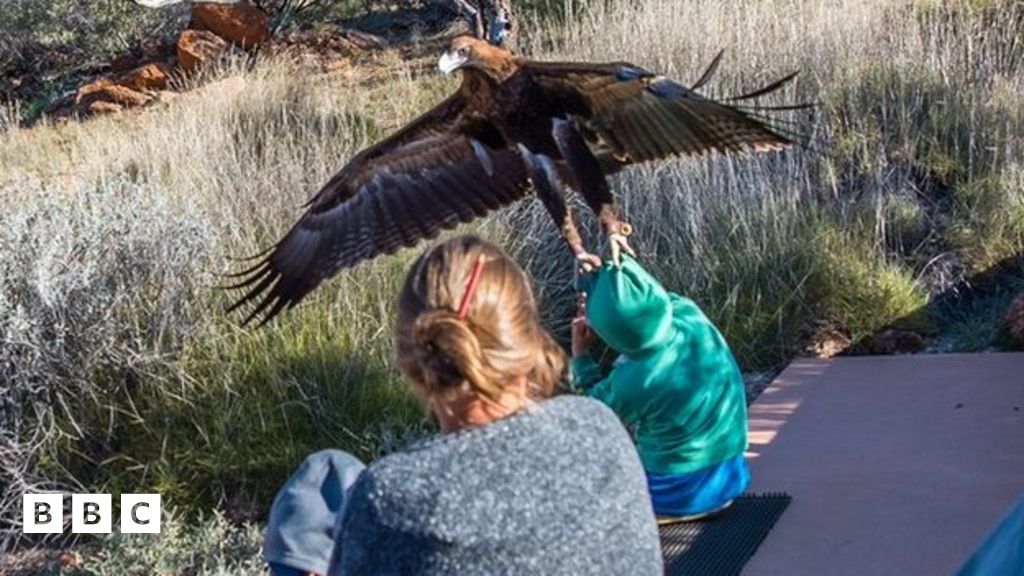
[23,494,161,534]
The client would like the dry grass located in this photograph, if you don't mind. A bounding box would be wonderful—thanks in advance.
[0,57,446,545]
[1,0,1022,558]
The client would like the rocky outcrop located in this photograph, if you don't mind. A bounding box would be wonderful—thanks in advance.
[191,1,270,48]
[98,84,153,107]
[177,29,229,74]
[68,60,175,116]
[119,62,170,92]
[87,101,124,115]
[74,78,152,113]
[46,3,393,121]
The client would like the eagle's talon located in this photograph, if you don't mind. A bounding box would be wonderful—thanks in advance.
[574,249,602,274]
[608,232,635,267]
[602,219,633,237]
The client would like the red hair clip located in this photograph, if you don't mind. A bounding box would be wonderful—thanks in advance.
[457,255,487,319]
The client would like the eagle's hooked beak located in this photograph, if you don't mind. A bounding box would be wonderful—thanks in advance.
[438,51,466,74]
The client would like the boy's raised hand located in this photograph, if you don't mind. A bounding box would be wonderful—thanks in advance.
[572,292,596,357]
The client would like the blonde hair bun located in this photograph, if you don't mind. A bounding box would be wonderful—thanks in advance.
[396,236,566,405]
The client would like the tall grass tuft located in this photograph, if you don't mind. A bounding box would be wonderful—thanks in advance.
[0,58,438,541]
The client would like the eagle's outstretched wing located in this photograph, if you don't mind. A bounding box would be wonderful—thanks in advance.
[525,53,810,170]
[227,95,530,325]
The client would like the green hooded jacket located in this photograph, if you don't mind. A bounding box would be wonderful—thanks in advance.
[571,256,748,475]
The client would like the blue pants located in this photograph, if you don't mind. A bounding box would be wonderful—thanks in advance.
[265,450,365,576]
[646,454,750,517]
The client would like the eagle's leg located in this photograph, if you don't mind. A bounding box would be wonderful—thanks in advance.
[516,144,598,266]
[551,118,635,266]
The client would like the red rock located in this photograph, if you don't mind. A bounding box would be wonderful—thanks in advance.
[101,84,152,107]
[75,79,114,104]
[88,101,124,114]
[1004,294,1024,350]
[75,79,151,109]
[118,62,170,92]
[192,1,270,48]
[177,29,229,74]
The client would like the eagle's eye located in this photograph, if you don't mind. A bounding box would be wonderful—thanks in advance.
[458,47,469,57]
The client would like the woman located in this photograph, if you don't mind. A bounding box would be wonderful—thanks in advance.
[264,235,662,576]
[571,254,751,524]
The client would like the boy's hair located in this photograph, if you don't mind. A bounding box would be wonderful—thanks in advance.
[395,235,566,405]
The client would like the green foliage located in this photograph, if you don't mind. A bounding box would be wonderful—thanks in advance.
[938,288,1022,352]
[949,174,1024,273]
[809,227,932,338]
[286,0,371,29]
[119,266,430,515]
[0,0,185,73]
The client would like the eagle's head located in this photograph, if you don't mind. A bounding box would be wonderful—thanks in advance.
[439,36,518,82]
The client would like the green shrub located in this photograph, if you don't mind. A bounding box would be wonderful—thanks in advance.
[0,0,187,76]
[949,173,1024,273]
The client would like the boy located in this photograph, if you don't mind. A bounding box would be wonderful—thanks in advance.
[572,255,750,523]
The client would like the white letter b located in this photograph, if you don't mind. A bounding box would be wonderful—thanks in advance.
[72,494,112,534]
[22,494,63,534]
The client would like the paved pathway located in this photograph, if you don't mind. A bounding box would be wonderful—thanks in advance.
[743,353,1024,576]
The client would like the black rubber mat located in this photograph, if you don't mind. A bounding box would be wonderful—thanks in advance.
[659,492,791,576]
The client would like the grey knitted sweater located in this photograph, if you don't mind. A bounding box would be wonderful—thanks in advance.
[329,395,663,575]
